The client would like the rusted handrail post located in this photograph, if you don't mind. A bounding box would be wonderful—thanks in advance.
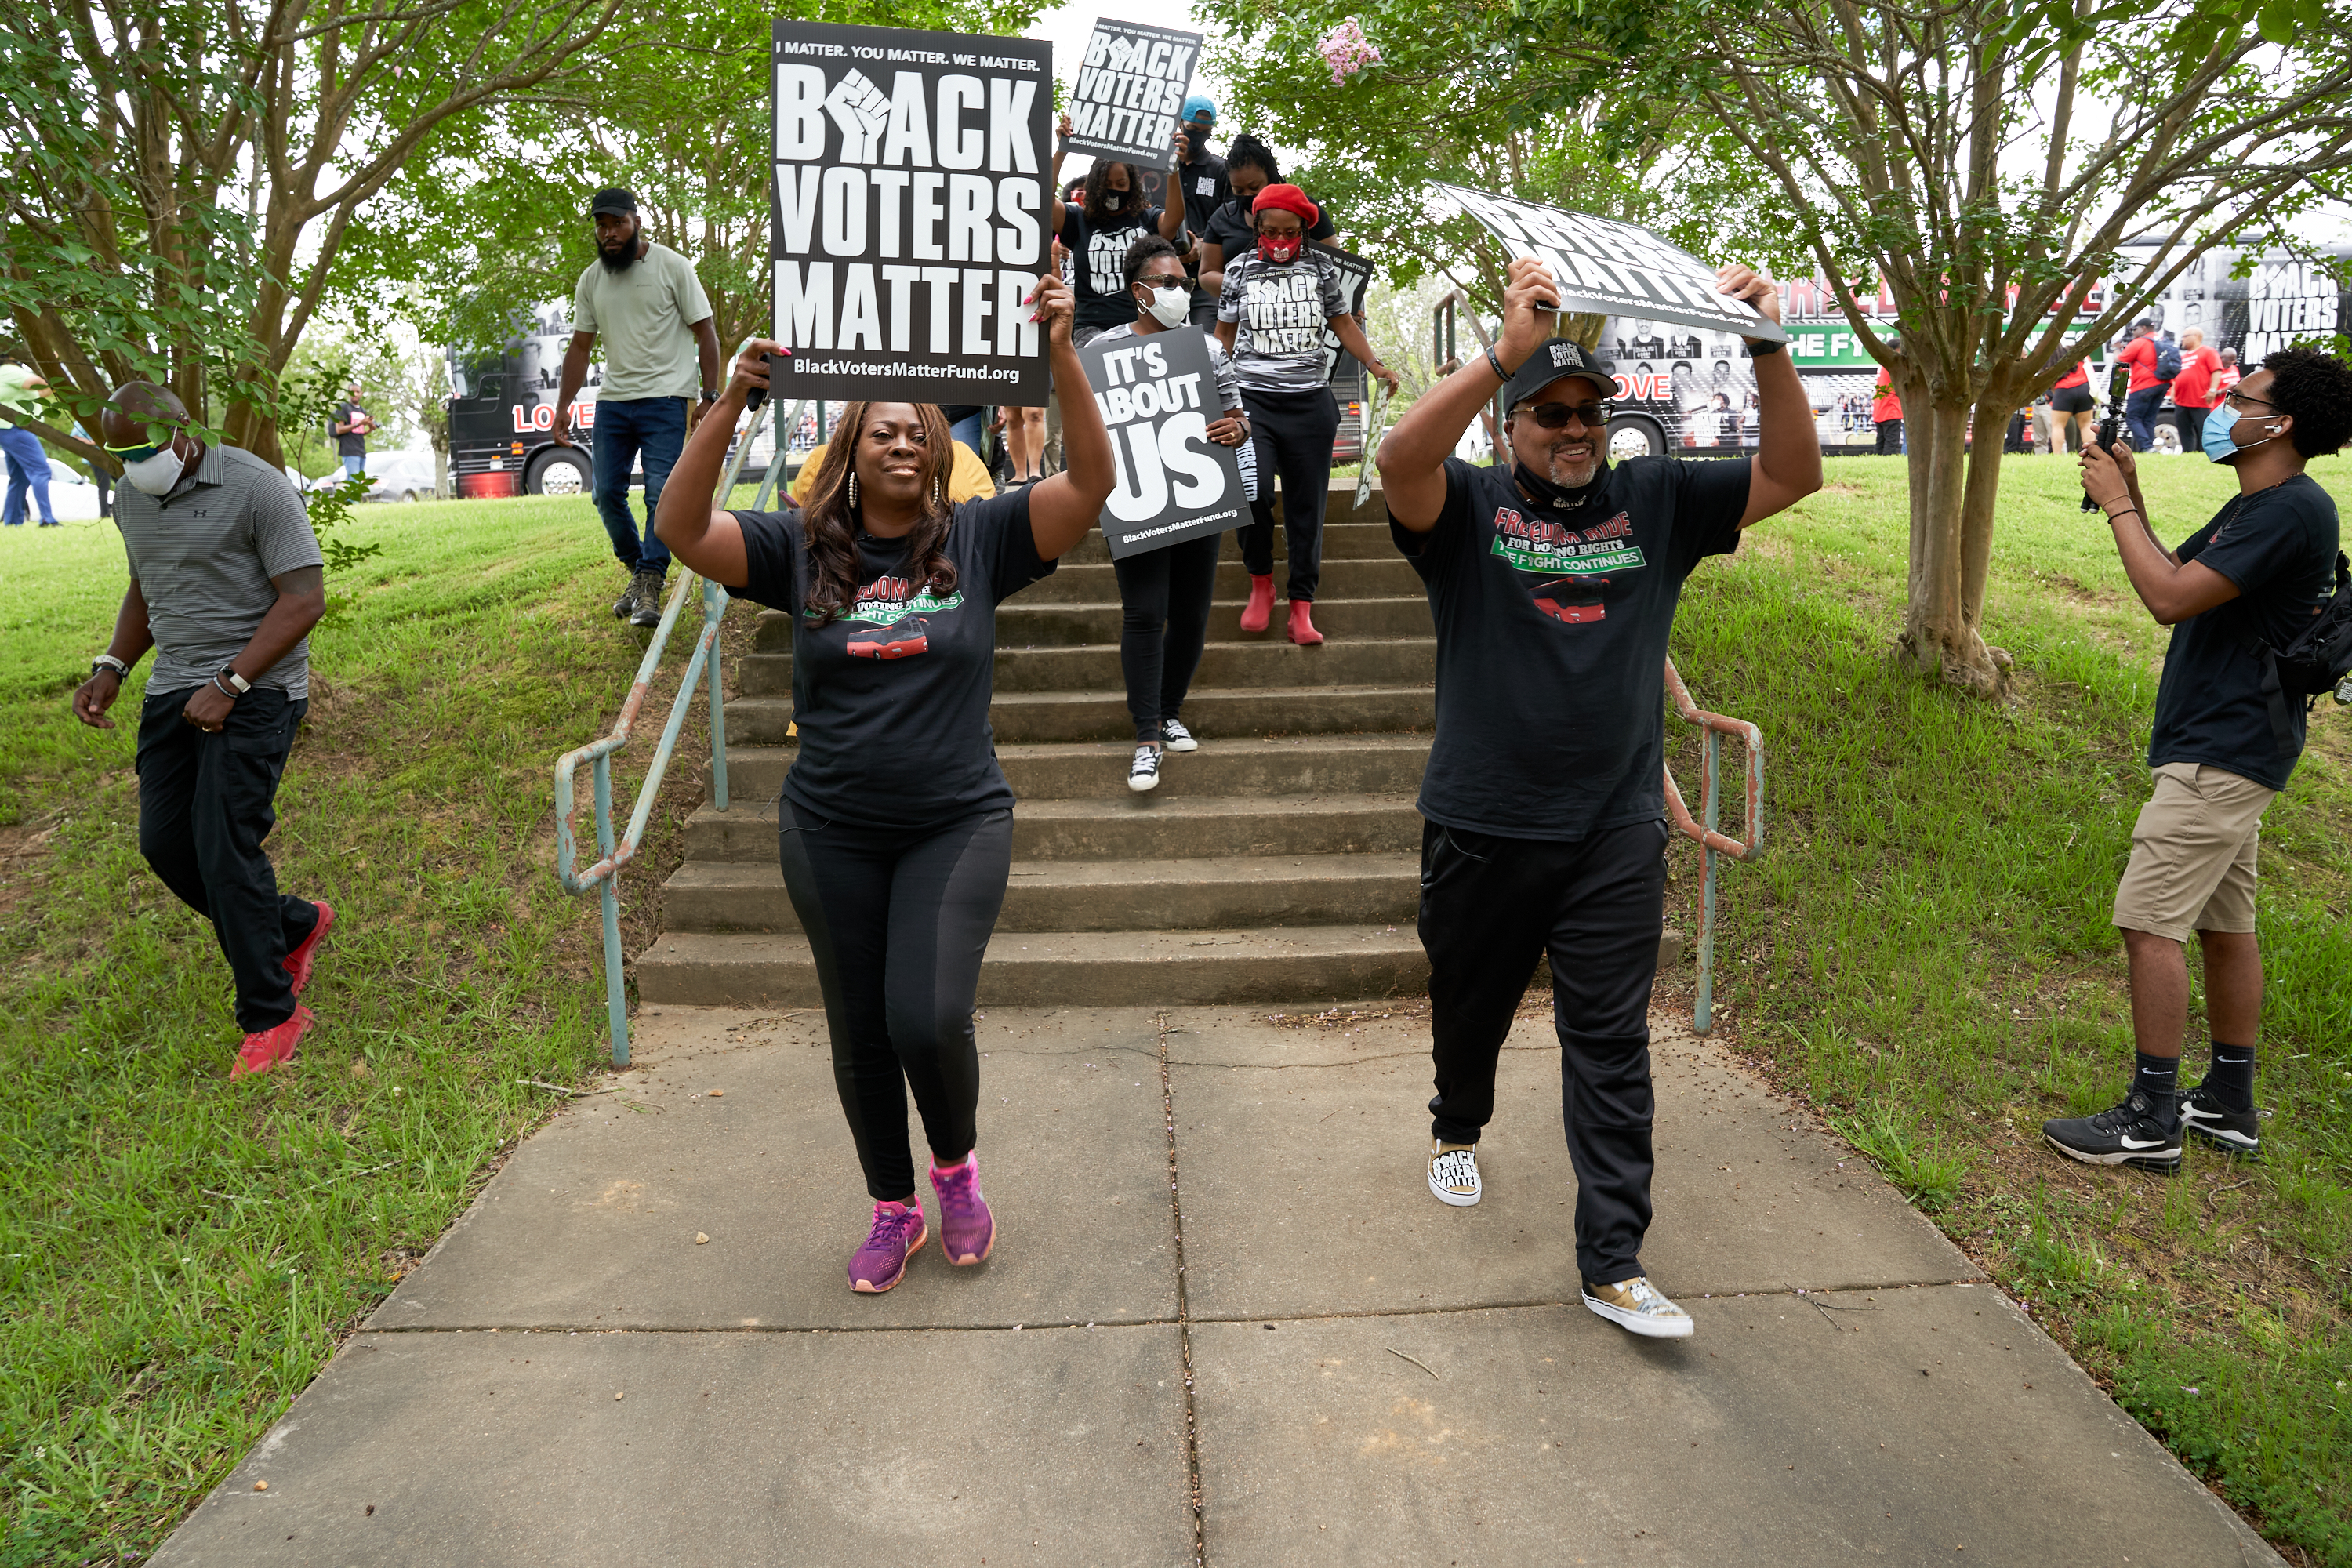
[554,387,771,1065]
[1660,656,1765,1034]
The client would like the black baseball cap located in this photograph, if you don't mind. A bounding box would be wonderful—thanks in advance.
[1503,338,1616,411]
[591,187,638,217]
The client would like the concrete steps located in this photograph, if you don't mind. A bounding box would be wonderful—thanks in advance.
[644,481,1457,1008]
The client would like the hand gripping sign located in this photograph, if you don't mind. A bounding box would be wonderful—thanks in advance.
[771,21,1056,405]
[1435,184,1789,345]
[1062,19,1203,164]
[1080,329,1248,560]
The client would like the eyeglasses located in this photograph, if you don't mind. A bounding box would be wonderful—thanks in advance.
[2223,389,2274,412]
[1520,401,1613,430]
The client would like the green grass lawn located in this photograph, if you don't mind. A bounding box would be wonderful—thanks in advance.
[1663,450,2352,1566]
[0,456,2347,1564]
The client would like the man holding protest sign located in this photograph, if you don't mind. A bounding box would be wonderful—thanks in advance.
[1216,184,1398,644]
[1087,233,1254,792]
[1378,200,1821,1339]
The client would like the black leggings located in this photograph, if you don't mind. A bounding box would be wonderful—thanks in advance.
[778,800,1014,1201]
[1239,385,1339,602]
[1112,531,1222,743]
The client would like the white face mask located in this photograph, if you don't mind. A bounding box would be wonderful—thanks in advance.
[122,445,187,496]
[1141,285,1190,328]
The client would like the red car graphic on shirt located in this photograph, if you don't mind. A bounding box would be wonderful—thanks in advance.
[1530,577,1606,624]
[848,615,931,660]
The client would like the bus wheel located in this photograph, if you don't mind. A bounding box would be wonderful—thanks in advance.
[1607,416,1665,463]
[528,447,590,495]
[2150,417,2182,456]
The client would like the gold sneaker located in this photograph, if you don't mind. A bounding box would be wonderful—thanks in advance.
[1428,1140,1480,1207]
[1581,1275,1695,1339]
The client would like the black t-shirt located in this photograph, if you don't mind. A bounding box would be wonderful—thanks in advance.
[331,401,368,457]
[1174,150,1230,321]
[1392,456,1750,840]
[1061,204,1163,328]
[730,490,1056,830]
[939,404,983,424]
[2150,473,2341,789]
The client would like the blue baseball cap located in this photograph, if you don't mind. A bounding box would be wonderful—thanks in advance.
[1181,93,1216,123]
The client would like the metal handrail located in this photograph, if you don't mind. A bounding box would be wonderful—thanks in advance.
[553,387,797,1066]
[1660,655,1765,1035]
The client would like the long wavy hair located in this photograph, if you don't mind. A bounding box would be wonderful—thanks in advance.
[1082,159,1142,226]
[798,402,959,626]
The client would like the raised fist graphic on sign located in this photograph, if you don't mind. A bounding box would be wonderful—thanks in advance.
[824,69,890,163]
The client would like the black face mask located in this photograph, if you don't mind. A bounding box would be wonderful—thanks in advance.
[1512,459,1606,510]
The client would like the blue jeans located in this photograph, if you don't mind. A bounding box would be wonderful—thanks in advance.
[341,453,366,478]
[1,426,55,524]
[949,411,983,456]
[592,397,684,575]
[2124,387,2166,452]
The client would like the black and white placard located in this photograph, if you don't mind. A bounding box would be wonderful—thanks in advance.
[1061,19,1203,165]
[1317,245,1375,384]
[769,20,1056,405]
[1436,184,1788,345]
[1080,328,1247,560]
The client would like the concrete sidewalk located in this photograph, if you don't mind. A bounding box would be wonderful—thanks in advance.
[154,1007,2280,1566]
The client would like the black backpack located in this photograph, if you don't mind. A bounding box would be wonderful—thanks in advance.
[2154,339,2183,381]
[2247,550,2352,754]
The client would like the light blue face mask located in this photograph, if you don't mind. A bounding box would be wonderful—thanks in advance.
[2203,399,2281,463]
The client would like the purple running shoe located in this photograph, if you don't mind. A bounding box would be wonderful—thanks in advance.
[848,1200,927,1294]
[929,1152,996,1265]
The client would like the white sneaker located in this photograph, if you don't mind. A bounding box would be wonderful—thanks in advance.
[1127,745,1162,793]
[1161,717,1199,752]
[1581,1275,1695,1339]
[1428,1140,1480,1206]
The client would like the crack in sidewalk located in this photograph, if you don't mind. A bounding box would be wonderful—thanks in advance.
[1156,1006,1209,1568]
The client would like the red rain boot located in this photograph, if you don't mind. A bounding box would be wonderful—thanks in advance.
[1287,599,1324,646]
[1239,573,1276,633]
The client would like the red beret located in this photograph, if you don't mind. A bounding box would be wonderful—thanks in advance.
[1251,183,1319,228]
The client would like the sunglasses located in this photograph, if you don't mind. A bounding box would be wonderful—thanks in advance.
[1137,274,1191,290]
[102,434,179,464]
[1519,401,1613,429]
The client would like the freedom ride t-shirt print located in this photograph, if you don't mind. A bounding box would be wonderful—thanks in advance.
[1393,455,1750,840]
[731,488,1055,831]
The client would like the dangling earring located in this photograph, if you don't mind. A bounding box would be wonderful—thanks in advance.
[933,475,945,509]
[846,471,858,509]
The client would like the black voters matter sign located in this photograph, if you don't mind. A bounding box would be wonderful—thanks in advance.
[769,21,1055,406]
[1062,20,1202,164]
[1080,329,1247,561]
[1436,184,1788,345]
[1317,245,1374,384]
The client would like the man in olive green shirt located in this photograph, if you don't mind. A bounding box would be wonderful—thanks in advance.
[552,187,724,626]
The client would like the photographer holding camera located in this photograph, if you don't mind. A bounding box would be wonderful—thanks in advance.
[2045,347,2352,1172]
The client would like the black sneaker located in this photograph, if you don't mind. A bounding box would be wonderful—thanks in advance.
[2178,1083,2260,1156]
[2042,1093,2182,1173]
[611,575,640,619]
[1127,745,1162,793]
[628,570,667,628]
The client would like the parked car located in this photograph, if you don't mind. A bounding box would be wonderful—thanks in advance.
[361,449,441,503]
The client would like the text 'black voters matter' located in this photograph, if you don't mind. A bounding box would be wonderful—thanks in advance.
[1061,18,1203,164]
[1080,328,1247,560]
[771,20,1055,405]
[1437,184,1789,345]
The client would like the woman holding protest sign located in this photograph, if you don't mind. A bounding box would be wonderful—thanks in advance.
[653,272,1116,1297]
[1217,184,1399,644]
[1051,113,1190,347]
[1091,234,1255,792]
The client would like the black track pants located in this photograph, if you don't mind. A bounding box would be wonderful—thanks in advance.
[1238,386,1338,602]
[779,801,1014,1202]
[136,687,318,1033]
[1112,530,1222,742]
[1418,817,1668,1286]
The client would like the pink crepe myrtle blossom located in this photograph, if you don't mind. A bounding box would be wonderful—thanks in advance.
[1316,18,1382,85]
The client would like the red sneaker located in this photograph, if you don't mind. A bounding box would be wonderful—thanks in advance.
[231,1005,314,1080]
[283,900,336,996]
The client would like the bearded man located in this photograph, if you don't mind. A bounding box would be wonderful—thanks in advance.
[552,187,724,627]
[1374,257,1821,1341]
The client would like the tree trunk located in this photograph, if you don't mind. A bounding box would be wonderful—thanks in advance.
[1896,388,2008,696]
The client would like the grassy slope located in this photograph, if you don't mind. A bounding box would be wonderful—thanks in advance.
[1663,451,2352,1566]
[0,459,2345,1563]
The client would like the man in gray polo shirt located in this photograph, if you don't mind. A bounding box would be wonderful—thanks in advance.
[551,187,722,628]
[71,383,336,1080]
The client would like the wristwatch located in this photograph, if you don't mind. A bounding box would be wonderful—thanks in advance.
[1745,339,1786,358]
[217,666,251,694]
[699,389,719,404]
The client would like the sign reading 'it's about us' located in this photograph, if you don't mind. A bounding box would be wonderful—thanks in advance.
[770,20,1055,405]
[1081,328,1247,561]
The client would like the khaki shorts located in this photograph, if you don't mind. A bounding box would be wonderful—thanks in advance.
[2111,763,2275,941]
